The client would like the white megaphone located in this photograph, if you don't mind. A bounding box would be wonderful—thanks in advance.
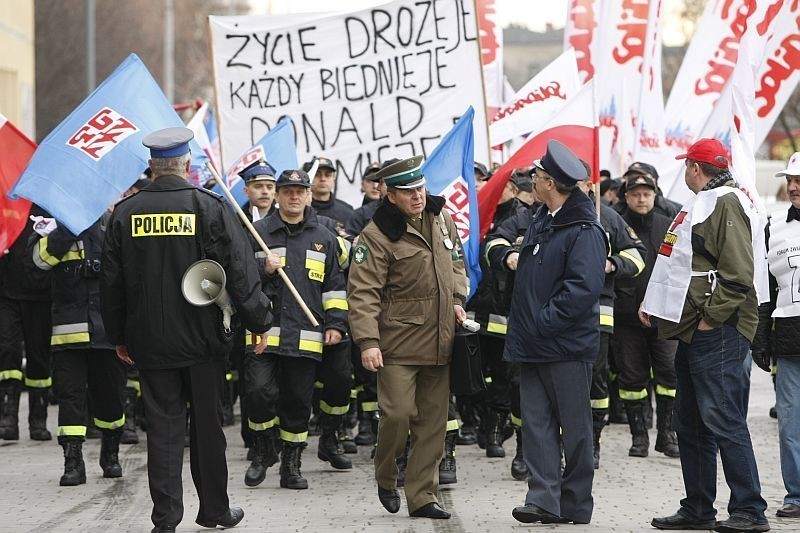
[181,259,236,334]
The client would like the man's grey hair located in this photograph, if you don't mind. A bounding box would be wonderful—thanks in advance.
[149,153,190,177]
[554,180,577,195]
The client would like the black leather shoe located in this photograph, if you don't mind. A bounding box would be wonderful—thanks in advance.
[651,511,717,530]
[777,503,800,518]
[512,504,562,524]
[714,515,770,532]
[196,506,245,528]
[378,486,401,514]
[410,502,451,519]
[151,527,176,533]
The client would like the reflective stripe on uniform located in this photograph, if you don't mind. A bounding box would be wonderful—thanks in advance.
[51,323,90,346]
[336,236,351,269]
[57,425,87,437]
[95,415,125,430]
[248,416,278,431]
[305,249,326,272]
[25,377,52,388]
[245,327,280,348]
[484,238,512,263]
[619,248,645,275]
[34,237,86,271]
[225,372,233,381]
[591,397,609,409]
[619,388,648,400]
[487,314,508,335]
[350,388,358,399]
[279,429,308,443]
[299,330,324,353]
[314,380,324,390]
[361,401,379,412]
[128,379,141,396]
[484,376,493,384]
[322,290,348,311]
[446,419,459,432]
[599,305,614,328]
[655,384,676,397]
[510,414,522,427]
[320,400,349,415]
[0,369,23,381]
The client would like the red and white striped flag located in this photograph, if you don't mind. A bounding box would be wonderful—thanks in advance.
[0,114,36,252]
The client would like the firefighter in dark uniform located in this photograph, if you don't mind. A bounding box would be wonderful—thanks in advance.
[304,156,354,228]
[576,171,646,469]
[466,174,528,461]
[613,162,681,219]
[244,168,350,490]
[0,205,53,442]
[32,212,126,486]
[613,174,679,459]
[485,181,541,481]
[101,128,272,533]
[231,160,278,458]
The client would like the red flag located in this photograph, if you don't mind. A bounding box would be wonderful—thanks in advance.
[478,81,598,239]
[0,114,36,251]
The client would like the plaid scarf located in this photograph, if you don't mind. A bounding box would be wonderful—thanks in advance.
[701,169,734,192]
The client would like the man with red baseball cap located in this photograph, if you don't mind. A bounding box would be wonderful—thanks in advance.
[641,138,770,532]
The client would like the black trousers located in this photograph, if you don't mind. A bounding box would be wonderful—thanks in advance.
[54,348,125,439]
[612,325,677,398]
[317,340,353,416]
[351,341,378,412]
[244,353,317,442]
[139,361,229,528]
[0,297,52,388]
[590,332,610,410]
[478,334,511,411]
[510,363,521,427]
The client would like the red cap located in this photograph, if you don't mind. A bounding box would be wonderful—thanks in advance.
[675,138,730,169]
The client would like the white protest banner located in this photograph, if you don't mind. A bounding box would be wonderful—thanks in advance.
[476,0,504,117]
[563,0,603,83]
[632,0,665,166]
[209,0,489,207]
[660,0,785,201]
[595,0,657,175]
[489,48,580,146]
[754,0,800,147]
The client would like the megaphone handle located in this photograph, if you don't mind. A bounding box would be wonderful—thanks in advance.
[207,163,320,328]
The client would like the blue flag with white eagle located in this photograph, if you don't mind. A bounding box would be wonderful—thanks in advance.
[422,106,481,298]
[212,116,298,207]
[8,53,208,235]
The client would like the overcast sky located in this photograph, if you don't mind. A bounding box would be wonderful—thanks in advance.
[257,0,691,46]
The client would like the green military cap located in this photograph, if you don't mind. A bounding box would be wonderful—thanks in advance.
[375,155,426,189]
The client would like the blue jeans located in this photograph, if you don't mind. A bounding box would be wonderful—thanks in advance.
[673,324,767,522]
[777,357,800,505]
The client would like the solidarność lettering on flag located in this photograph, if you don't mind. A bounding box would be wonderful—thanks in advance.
[422,107,481,298]
[8,53,208,235]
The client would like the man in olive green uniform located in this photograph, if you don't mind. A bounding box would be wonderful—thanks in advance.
[348,156,468,520]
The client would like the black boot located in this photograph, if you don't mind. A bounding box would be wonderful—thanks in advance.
[120,387,139,445]
[625,399,649,457]
[486,409,507,458]
[60,437,87,486]
[28,388,52,441]
[510,426,528,481]
[244,429,278,487]
[439,430,457,484]
[654,395,680,458]
[0,380,21,440]
[355,410,377,446]
[396,437,410,487]
[318,414,352,469]
[456,397,478,445]
[339,415,358,454]
[591,409,606,469]
[100,428,123,478]
[280,441,308,489]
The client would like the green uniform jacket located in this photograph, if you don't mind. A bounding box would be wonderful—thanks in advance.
[347,195,468,366]
[659,182,758,344]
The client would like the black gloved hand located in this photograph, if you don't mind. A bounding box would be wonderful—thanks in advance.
[751,350,772,373]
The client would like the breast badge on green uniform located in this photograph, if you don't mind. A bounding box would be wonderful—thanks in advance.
[353,243,369,264]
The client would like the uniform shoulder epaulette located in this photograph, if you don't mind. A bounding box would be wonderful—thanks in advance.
[195,187,224,202]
